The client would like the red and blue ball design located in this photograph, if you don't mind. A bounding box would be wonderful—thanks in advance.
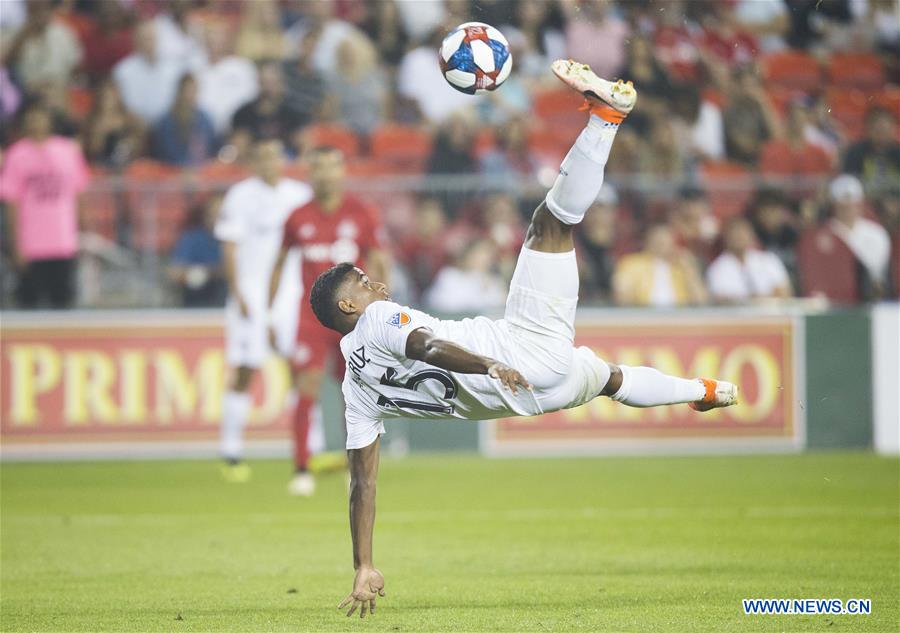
[439,22,513,94]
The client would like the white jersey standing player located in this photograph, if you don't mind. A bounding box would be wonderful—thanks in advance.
[215,138,312,482]
[305,61,740,617]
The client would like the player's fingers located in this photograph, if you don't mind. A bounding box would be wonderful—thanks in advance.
[360,601,368,619]
[379,588,386,597]
[346,600,359,618]
[370,597,376,614]
[516,373,533,390]
[338,595,352,610]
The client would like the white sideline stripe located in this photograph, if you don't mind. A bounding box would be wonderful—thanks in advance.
[4,506,896,526]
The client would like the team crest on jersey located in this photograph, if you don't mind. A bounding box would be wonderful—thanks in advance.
[387,311,411,329]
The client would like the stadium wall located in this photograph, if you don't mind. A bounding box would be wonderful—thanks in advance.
[0,306,893,460]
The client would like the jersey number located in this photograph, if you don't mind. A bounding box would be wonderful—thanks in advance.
[376,367,458,414]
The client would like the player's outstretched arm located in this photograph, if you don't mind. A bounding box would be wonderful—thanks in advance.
[340,437,385,618]
[406,329,532,395]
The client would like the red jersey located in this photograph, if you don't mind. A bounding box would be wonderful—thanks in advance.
[281,193,385,315]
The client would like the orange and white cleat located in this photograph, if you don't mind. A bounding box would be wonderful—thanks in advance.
[550,59,637,123]
[689,378,739,412]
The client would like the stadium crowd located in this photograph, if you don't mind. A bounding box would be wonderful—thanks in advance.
[1,0,899,310]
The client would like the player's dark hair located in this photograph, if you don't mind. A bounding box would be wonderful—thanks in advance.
[309,262,357,331]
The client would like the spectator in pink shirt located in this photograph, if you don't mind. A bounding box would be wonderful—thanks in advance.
[1,101,89,308]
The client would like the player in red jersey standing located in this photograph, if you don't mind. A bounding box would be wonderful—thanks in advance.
[269,146,390,496]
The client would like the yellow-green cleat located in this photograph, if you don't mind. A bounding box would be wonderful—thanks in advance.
[221,462,252,483]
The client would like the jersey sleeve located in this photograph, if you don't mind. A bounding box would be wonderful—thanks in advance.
[363,301,432,360]
[214,187,247,243]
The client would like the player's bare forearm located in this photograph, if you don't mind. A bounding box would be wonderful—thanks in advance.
[405,329,532,394]
[347,437,380,570]
[222,241,240,297]
[267,247,288,308]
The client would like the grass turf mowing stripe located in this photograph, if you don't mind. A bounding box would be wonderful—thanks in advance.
[2,452,897,632]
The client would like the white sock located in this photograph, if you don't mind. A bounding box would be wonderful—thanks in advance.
[221,391,252,460]
[610,365,705,408]
[545,115,618,225]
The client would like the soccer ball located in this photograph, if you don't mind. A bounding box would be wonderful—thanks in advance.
[439,22,513,94]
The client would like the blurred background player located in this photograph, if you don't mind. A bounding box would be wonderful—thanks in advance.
[215,137,312,482]
[269,146,389,496]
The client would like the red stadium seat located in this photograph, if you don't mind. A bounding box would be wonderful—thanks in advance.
[760,52,821,92]
[473,128,496,158]
[304,123,362,158]
[825,88,870,140]
[797,225,859,303]
[81,188,119,242]
[874,88,900,119]
[527,125,569,163]
[195,160,251,185]
[699,161,754,220]
[123,162,187,252]
[828,53,885,90]
[370,124,433,164]
[533,88,584,121]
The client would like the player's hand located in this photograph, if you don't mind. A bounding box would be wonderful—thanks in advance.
[487,362,532,395]
[338,567,385,618]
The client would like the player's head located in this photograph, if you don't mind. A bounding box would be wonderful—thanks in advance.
[309,263,389,334]
[308,146,345,201]
[253,137,285,182]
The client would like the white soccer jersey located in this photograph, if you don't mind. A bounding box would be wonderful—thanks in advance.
[340,300,608,449]
[214,177,313,307]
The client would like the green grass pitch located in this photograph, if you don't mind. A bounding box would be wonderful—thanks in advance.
[1,452,897,632]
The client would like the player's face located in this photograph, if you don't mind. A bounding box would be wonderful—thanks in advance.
[254,141,284,181]
[339,267,390,317]
[309,151,345,198]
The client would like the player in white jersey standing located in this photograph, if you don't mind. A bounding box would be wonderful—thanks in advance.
[215,138,313,482]
[308,61,740,617]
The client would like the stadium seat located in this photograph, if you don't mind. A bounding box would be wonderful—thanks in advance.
[699,160,754,220]
[797,225,859,303]
[81,187,119,242]
[304,123,362,158]
[527,125,569,163]
[827,53,885,90]
[123,162,187,252]
[195,160,251,185]
[825,88,869,140]
[874,87,900,119]
[760,51,821,92]
[533,88,584,123]
[473,128,496,158]
[370,124,433,165]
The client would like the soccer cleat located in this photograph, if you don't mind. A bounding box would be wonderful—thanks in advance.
[221,462,252,483]
[307,450,348,475]
[287,472,316,497]
[689,378,739,412]
[551,59,637,123]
